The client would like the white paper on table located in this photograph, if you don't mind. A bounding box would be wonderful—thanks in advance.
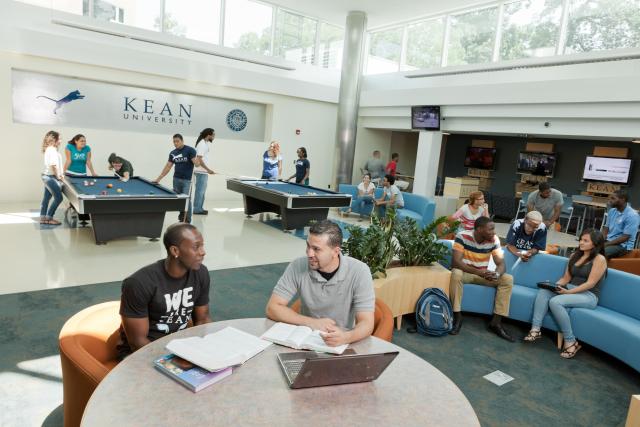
[483,370,514,386]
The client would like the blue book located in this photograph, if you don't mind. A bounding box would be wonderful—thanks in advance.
[154,354,232,392]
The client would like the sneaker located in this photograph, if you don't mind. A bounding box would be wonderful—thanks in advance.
[194,210,208,215]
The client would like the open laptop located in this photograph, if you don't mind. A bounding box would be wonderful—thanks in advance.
[277,350,399,389]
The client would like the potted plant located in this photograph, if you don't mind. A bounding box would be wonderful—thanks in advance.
[344,210,458,330]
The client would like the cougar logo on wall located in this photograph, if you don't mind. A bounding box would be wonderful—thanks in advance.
[37,90,85,114]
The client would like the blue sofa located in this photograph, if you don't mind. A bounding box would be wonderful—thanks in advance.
[338,184,436,229]
[439,240,640,372]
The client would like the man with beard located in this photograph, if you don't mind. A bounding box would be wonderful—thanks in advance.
[266,220,375,346]
[117,223,212,359]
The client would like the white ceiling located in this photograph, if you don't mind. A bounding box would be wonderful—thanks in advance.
[266,0,491,29]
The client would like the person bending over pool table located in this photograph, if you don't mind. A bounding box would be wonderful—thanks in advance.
[117,223,212,360]
[265,220,375,346]
[108,152,134,182]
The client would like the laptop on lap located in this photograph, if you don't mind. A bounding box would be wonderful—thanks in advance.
[277,350,399,389]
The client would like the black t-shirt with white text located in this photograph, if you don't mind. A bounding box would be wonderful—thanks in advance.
[117,260,210,358]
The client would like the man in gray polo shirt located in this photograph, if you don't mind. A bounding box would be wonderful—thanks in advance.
[527,182,563,227]
[266,220,375,347]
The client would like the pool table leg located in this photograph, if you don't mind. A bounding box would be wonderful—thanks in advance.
[90,212,165,244]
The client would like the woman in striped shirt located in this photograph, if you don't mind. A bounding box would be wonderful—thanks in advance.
[452,191,490,232]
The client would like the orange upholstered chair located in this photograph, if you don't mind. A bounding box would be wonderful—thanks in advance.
[59,301,121,427]
[609,249,640,275]
[290,298,394,342]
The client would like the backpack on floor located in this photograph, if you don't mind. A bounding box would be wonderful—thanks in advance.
[412,288,453,336]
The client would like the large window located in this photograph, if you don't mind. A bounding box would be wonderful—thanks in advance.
[404,17,445,70]
[318,22,343,69]
[367,27,404,74]
[274,9,317,64]
[224,0,273,56]
[447,7,498,66]
[564,0,640,54]
[88,0,161,31]
[500,0,563,60]
[163,0,220,44]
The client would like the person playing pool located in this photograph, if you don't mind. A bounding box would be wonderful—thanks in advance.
[286,147,310,186]
[64,134,97,177]
[117,223,212,360]
[261,141,283,180]
[153,134,198,223]
[108,153,134,182]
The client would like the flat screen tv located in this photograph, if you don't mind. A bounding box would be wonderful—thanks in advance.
[582,156,632,184]
[411,106,440,130]
[517,152,557,177]
[463,147,497,170]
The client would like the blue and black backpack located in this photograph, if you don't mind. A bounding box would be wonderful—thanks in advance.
[411,288,453,336]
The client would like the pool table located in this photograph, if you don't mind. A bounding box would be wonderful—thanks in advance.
[226,179,351,230]
[62,176,188,244]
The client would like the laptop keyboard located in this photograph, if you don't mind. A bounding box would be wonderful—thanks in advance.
[282,359,306,381]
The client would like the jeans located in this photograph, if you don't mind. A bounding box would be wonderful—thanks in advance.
[531,285,598,343]
[40,175,63,218]
[604,244,628,259]
[376,202,404,218]
[193,173,208,213]
[351,195,374,217]
[173,177,192,223]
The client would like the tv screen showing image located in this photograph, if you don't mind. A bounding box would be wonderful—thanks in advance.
[582,156,632,184]
[463,147,497,170]
[411,106,440,130]
[517,152,557,177]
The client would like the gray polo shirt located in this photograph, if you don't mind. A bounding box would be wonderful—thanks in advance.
[272,254,375,329]
[527,189,563,221]
[363,158,385,179]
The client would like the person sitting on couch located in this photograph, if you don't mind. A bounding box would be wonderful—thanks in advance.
[345,173,376,220]
[602,190,639,260]
[505,210,547,262]
[451,190,490,232]
[449,217,515,341]
[523,229,607,359]
[374,174,404,218]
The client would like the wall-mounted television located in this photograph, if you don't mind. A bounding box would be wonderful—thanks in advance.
[411,106,440,130]
[517,152,557,177]
[582,156,632,184]
[463,147,497,170]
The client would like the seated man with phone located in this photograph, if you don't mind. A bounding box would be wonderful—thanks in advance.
[448,217,515,341]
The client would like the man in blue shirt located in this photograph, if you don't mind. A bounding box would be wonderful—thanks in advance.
[603,190,640,259]
[153,134,198,223]
[505,210,547,262]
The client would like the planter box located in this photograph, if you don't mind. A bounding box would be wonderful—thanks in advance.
[373,263,451,330]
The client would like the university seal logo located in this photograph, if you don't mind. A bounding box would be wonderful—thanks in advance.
[226,109,247,132]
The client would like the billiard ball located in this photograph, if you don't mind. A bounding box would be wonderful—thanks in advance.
[100,190,107,195]
[107,183,113,188]
[116,188,123,193]
[89,182,95,186]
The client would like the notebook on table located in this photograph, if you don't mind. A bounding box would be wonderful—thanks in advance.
[277,350,399,389]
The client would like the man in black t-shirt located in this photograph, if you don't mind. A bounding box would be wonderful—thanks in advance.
[117,223,212,360]
[153,134,198,223]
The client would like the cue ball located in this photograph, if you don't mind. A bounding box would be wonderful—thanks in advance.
[116,189,122,193]
[107,183,113,188]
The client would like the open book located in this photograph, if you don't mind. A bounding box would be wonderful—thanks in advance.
[165,327,272,372]
[260,322,348,355]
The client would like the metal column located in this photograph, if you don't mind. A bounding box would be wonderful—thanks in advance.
[332,11,367,190]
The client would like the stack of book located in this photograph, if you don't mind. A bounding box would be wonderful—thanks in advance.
[154,326,272,392]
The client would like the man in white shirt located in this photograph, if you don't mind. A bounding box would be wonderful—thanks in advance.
[375,174,404,217]
[193,128,215,215]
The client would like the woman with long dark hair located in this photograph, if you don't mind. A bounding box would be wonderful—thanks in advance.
[523,229,607,358]
[286,147,310,185]
[193,128,215,215]
[64,134,96,176]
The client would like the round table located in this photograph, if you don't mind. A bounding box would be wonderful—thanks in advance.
[82,318,480,427]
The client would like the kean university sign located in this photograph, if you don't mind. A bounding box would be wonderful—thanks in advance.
[11,69,266,141]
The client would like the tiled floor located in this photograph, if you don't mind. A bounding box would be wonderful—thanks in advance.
[0,200,319,295]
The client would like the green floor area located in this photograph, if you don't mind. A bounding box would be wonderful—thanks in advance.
[0,262,637,426]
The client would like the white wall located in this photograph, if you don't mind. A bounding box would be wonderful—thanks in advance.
[0,51,338,203]
[0,1,341,203]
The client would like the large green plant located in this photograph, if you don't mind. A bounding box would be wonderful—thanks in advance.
[394,216,456,267]
[344,210,458,278]
[343,207,397,278]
